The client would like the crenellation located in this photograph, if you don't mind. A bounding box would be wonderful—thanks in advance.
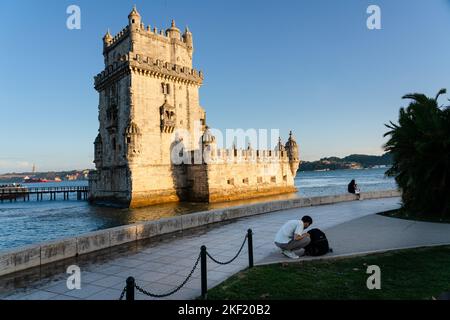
[94,55,203,91]
[206,148,290,164]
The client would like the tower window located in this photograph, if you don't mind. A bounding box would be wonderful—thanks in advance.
[112,138,117,151]
[161,83,171,95]
[132,19,135,24]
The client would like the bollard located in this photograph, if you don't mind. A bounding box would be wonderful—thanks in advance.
[247,229,254,268]
[201,245,207,300]
[126,277,135,301]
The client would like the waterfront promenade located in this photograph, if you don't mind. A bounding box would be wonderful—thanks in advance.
[2,196,450,300]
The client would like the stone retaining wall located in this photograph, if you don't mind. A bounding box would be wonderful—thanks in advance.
[0,190,401,277]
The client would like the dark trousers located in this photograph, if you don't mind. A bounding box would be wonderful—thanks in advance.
[275,237,311,251]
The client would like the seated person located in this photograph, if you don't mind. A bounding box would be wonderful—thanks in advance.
[348,179,360,199]
[274,215,313,259]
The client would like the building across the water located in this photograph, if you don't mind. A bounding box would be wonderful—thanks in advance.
[89,7,300,208]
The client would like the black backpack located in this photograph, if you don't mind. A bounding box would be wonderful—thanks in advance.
[305,228,332,256]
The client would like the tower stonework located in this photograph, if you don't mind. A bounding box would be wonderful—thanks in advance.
[89,8,300,208]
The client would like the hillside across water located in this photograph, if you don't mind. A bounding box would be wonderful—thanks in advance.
[299,153,392,171]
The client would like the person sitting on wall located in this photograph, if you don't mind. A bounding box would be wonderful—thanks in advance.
[348,179,361,200]
[274,216,313,259]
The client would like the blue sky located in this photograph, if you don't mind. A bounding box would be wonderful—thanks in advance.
[1,0,450,173]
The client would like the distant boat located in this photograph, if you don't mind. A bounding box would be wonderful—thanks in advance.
[23,176,49,183]
[23,165,50,183]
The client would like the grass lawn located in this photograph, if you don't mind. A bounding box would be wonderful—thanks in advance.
[378,209,450,223]
[207,246,450,300]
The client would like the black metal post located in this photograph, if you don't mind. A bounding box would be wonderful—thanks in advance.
[201,245,207,300]
[247,229,254,268]
[126,277,135,301]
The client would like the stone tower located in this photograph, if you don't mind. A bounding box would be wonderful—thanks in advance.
[89,7,206,207]
[89,7,301,208]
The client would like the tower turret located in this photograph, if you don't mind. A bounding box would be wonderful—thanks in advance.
[182,26,193,55]
[166,20,181,40]
[103,29,112,47]
[128,6,141,52]
[102,29,113,64]
[285,131,300,175]
[202,126,216,148]
[128,5,141,31]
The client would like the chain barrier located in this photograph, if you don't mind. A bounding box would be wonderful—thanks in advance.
[133,252,201,298]
[119,229,253,300]
[118,286,127,301]
[206,234,248,265]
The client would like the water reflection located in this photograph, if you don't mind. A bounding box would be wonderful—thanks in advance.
[89,191,300,227]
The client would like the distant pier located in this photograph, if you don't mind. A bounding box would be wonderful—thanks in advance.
[0,186,89,203]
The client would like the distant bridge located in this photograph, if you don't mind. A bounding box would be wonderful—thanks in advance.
[0,186,89,203]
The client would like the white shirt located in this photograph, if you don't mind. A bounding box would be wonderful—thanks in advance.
[274,220,304,244]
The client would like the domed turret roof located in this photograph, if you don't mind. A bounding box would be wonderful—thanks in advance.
[125,121,141,135]
[184,26,192,35]
[167,20,180,32]
[202,126,216,144]
[103,29,112,41]
[285,131,298,149]
[128,5,141,18]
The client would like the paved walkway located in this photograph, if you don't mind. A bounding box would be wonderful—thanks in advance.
[2,197,449,300]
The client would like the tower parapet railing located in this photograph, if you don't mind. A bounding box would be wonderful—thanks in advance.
[94,53,203,88]
[182,148,290,165]
[105,26,130,48]
[104,21,192,51]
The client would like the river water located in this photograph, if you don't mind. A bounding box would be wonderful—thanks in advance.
[0,168,396,250]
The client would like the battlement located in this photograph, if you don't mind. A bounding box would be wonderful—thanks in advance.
[103,21,192,53]
[103,26,130,51]
[94,53,203,90]
[184,148,291,165]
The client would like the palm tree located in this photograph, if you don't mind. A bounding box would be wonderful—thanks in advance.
[384,89,450,217]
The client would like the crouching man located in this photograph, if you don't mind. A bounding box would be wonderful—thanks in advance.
[274,215,313,259]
